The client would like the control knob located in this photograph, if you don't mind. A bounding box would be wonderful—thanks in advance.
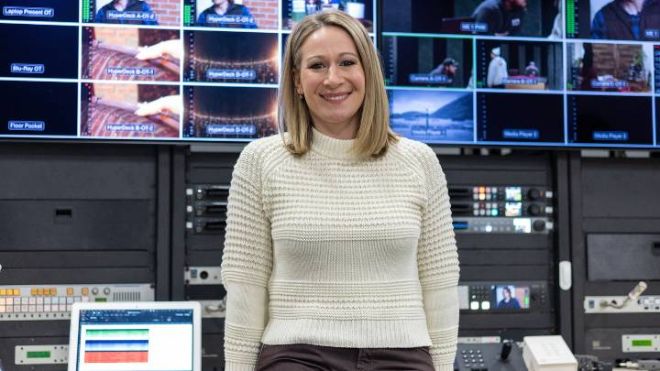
[532,220,546,232]
[527,188,542,201]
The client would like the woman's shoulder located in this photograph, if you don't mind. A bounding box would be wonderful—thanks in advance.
[390,136,437,164]
[237,133,290,170]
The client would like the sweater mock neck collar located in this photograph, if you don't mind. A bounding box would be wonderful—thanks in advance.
[311,127,358,161]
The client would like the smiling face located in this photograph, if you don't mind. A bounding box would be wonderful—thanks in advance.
[295,26,366,138]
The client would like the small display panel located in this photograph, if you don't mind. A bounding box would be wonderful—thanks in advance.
[491,285,531,311]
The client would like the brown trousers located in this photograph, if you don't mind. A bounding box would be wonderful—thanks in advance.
[256,344,435,371]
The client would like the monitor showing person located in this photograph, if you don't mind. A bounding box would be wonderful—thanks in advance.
[95,0,158,25]
[197,0,257,28]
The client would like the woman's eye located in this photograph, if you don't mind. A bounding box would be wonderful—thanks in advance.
[309,63,325,69]
[340,60,356,66]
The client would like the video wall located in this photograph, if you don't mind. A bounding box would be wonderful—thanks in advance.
[1,0,659,148]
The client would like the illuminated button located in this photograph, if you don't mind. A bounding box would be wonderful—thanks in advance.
[31,288,38,296]
[479,193,486,201]
[13,289,20,296]
[481,301,491,310]
[38,288,44,296]
[0,289,5,296]
[50,288,57,296]
[470,301,480,310]
[66,288,74,296]
[81,288,89,296]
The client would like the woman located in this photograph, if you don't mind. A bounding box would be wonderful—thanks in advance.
[221,10,459,371]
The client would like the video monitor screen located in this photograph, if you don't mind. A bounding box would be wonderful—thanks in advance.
[491,284,531,311]
[282,0,374,32]
[567,94,653,145]
[382,0,562,38]
[567,42,653,93]
[81,83,181,138]
[184,0,277,29]
[82,26,180,81]
[382,35,473,88]
[388,89,474,144]
[184,86,277,139]
[1,81,78,136]
[476,40,564,90]
[1,0,659,149]
[477,92,565,143]
[0,23,79,79]
[184,31,278,83]
[1,1,79,23]
[83,0,180,26]
[566,0,660,41]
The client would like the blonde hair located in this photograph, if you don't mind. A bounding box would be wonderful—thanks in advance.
[279,10,397,158]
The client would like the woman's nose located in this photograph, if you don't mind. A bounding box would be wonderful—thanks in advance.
[324,65,342,87]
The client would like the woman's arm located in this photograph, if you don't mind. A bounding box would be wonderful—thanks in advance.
[417,147,461,371]
[221,144,273,371]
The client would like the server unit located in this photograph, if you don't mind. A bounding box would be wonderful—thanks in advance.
[0,144,168,369]
[570,156,660,362]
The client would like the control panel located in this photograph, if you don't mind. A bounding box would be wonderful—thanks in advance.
[0,284,154,321]
[185,266,222,285]
[459,282,550,313]
[186,184,229,234]
[15,345,68,365]
[455,342,526,371]
[185,267,226,318]
[622,334,660,352]
[584,295,660,314]
[450,185,553,234]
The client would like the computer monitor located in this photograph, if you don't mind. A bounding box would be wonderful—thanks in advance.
[68,301,201,371]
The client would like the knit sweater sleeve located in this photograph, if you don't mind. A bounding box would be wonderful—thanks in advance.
[417,147,460,371]
[221,143,273,371]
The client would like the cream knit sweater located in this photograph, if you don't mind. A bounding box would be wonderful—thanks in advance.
[221,129,460,371]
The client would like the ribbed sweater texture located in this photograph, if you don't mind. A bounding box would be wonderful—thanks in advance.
[221,129,460,371]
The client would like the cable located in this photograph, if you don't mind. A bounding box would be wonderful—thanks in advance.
[599,281,647,309]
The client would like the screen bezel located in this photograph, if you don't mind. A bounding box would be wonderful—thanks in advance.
[67,301,202,371]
